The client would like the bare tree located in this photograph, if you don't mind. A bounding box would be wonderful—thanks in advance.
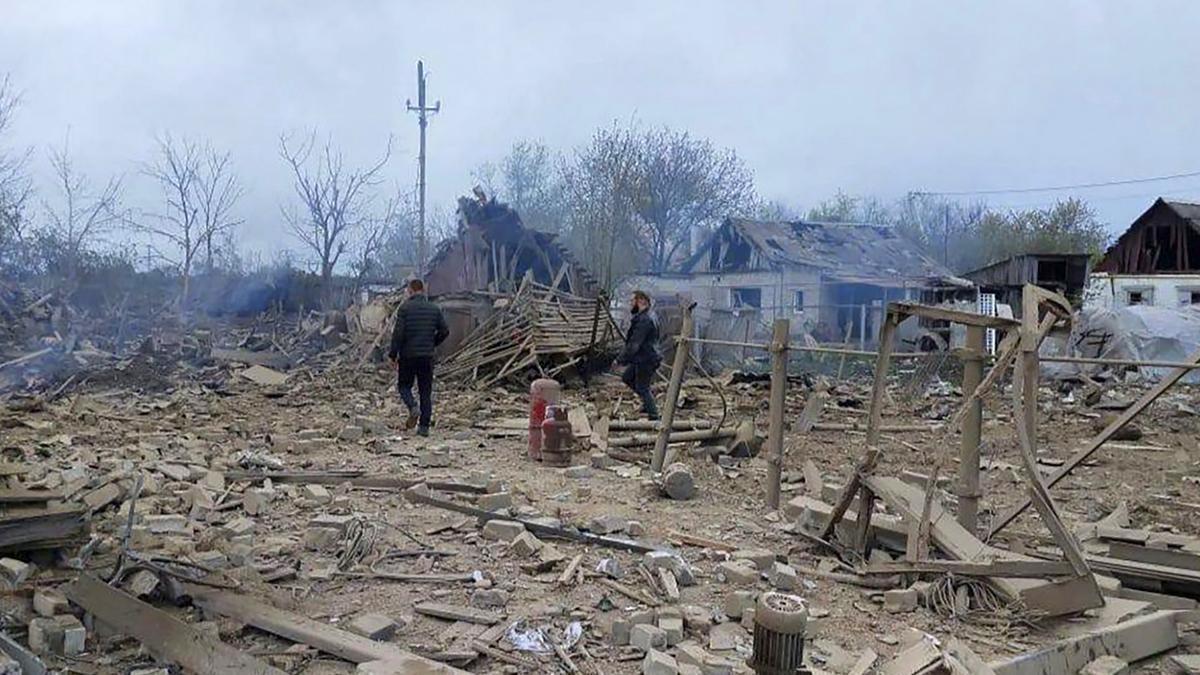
[0,74,33,270]
[636,126,756,272]
[141,133,242,311]
[195,148,244,274]
[279,132,391,305]
[41,132,124,287]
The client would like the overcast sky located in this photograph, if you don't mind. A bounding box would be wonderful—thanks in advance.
[3,1,1200,257]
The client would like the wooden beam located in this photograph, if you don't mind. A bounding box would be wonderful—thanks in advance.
[765,318,789,510]
[890,301,1021,329]
[414,603,500,625]
[652,303,695,472]
[188,586,467,672]
[65,574,286,675]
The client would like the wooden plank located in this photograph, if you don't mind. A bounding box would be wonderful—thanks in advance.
[414,603,500,625]
[668,531,739,552]
[567,407,592,440]
[188,586,467,672]
[802,460,824,499]
[0,489,62,504]
[862,559,1076,578]
[65,574,285,675]
[797,390,828,433]
[1107,542,1200,572]
[210,347,290,370]
[0,630,45,675]
[890,301,1021,329]
[989,343,1200,538]
[765,318,789,510]
[988,610,1180,675]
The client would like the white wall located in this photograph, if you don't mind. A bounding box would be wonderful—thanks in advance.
[1085,273,1200,310]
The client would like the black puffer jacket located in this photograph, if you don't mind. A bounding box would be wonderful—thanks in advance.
[388,294,450,359]
[619,308,662,366]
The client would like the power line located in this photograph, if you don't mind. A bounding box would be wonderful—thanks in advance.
[915,168,1200,197]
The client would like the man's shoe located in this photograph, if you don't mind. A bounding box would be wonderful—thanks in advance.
[405,408,419,430]
[417,426,430,437]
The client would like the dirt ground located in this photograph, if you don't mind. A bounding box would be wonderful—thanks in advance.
[2,344,1199,674]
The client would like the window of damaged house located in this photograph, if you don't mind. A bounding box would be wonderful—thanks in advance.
[1126,288,1152,306]
[793,290,805,313]
[730,287,762,310]
[1178,288,1200,306]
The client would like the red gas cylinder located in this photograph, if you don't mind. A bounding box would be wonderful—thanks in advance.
[541,404,575,467]
[528,378,561,461]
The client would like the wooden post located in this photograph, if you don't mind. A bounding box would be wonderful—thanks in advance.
[820,309,901,544]
[957,325,985,532]
[652,303,695,473]
[765,318,790,510]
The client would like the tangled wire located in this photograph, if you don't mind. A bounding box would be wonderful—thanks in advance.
[925,575,1040,630]
[337,517,380,571]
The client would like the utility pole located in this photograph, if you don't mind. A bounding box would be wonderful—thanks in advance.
[406,60,440,276]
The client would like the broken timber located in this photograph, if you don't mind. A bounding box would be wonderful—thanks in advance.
[404,487,657,553]
[861,559,1075,578]
[65,574,286,675]
[988,610,1181,675]
[187,585,468,672]
[225,471,487,493]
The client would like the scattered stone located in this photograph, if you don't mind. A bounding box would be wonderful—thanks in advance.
[157,463,191,482]
[681,605,713,633]
[201,470,225,490]
[591,453,617,469]
[509,531,543,557]
[715,561,759,586]
[644,551,696,586]
[661,463,696,500]
[740,608,756,630]
[477,492,513,511]
[1094,413,1142,441]
[659,616,684,646]
[884,588,918,614]
[470,589,509,609]
[131,669,171,675]
[1081,655,1129,675]
[730,548,775,571]
[630,609,656,626]
[0,558,30,587]
[587,514,628,534]
[481,520,525,542]
[122,569,161,598]
[82,482,123,511]
[708,622,747,652]
[676,641,711,668]
[347,613,398,641]
[610,617,632,645]
[59,615,86,656]
[722,591,757,619]
[628,520,646,536]
[301,484,333,505]
[642,648,679,675]
[27,617,60,655]
[630,624,668,651]
[144,514,189,534]
[767,562,797,591]
[244,487,275,516]
[1167,655,1200,675]
[33,587,70,617]
[303,527,341,551]
[310,513,355,533]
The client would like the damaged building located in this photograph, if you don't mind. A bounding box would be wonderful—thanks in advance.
[620,217,970,362]
[1090,198,1200,309]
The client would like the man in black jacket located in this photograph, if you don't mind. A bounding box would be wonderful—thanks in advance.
[618,290,662,420]
[388,279,449,436]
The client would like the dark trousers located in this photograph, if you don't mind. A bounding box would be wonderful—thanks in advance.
[397,356,434,429]
[621,362,659,418]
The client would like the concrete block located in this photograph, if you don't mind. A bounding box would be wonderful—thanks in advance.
[481,520,525,542]
[715,561,758,586]
[611,617,632,645]
[588,514,628,534]
[478,492,513,511]
[58,614,86,656]
[144,514,189,534]
[884,588,919,614]
[676,641,711,668]
[223,516,256,538]
[201,470,225,490]
[303,526,341,551]
[644,551,695,586]
[0,558,30,586]
[470,589,509,608]
[679,665,702,675]
[33,588,70,617]
[302,484,333,504]
[630,623,668,651]
[244,487,275,515]
[122,569,161,598]
[509,531,543,557]
[767,562,797,590]
[730,548,776,571]
[642,648,679,675]
[659,616,684,646]
[722,591,757,619]
[82,482,122,510]
[1166,655,1200,675]
[347,613,398,641]
[681,605,713,633]
[740,608,756,630]
[630,609,656,625]
[310,513,355,533]
[27,617,62,654]
[590,453,617,469]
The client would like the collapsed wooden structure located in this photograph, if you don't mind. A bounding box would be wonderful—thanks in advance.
[436,279,621,387]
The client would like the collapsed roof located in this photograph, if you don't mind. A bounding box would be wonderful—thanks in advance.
[1095,198,1200,274]
[682,217,960,285]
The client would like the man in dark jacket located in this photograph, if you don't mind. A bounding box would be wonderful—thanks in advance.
[618,290,662,419]
[388,279,449,436]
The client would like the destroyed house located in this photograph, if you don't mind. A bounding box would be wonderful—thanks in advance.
[1090,198,1200,308]
[621,218,962,358]
[963,253,1092,317]
[425,195,599,298]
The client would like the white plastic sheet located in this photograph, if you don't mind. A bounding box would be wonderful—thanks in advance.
[1051,305,1200,383]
